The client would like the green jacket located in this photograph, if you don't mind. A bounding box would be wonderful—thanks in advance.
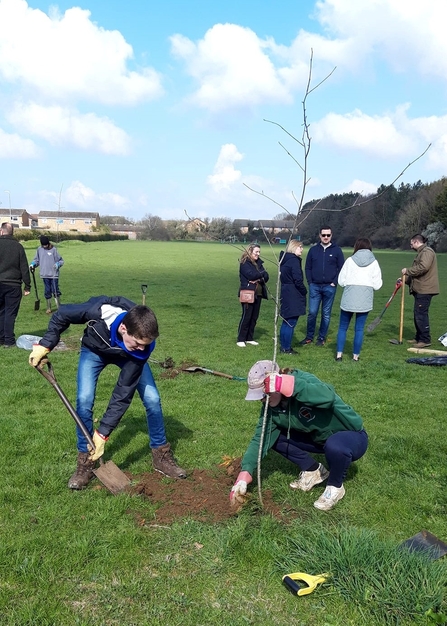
[241,369,364,475]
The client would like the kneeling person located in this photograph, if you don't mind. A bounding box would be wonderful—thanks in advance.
[230,360,368,511]
[29,296,186,489]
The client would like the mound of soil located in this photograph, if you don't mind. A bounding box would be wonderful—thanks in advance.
[126,459,300,526]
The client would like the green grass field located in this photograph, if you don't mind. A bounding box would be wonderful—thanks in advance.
[1,239,447,625]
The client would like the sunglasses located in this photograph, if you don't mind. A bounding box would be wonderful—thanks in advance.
[321,233,331,238]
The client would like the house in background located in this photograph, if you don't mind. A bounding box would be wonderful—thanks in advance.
[185,218,207,233]
[109,224,141,240]
[0,208,35,228]
[233,219,296,235]
[36,211,100,233]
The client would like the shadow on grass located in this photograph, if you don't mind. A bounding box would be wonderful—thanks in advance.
[107,413,193,467]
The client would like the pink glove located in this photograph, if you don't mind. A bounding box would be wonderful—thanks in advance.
[230,471,252,506]
[264,373,295,397]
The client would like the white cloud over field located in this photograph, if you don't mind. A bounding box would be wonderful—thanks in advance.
[0,0,163,105]
[0,127,39,158]
[207,144,244,191]
[8,103,131,155]
[64,181,131,210]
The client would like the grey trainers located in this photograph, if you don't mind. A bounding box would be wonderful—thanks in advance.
[314,485,345,511]
[152,443,187,479]
[68,452,96,489]
[289,463,329,491]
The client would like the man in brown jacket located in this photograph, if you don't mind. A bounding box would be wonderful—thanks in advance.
[402,234,439,348]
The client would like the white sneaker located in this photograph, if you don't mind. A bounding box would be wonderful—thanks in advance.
[246,341,259,345]
[289,463,329,491]
[313,485,345,511]
[236,341,246,347]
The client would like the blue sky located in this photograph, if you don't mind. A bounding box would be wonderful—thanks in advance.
[0,0,446,221]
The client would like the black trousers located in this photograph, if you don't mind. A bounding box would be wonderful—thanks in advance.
[413,293,433,343]
[0,283,22,345]
[237,297,262,342]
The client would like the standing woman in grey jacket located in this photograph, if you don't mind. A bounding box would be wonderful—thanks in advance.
[335,238,382,361]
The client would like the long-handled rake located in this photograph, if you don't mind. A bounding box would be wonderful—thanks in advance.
[367,279,402,332]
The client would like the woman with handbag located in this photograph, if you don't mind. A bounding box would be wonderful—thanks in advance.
[279,240,307,354]
[237,244,269,347]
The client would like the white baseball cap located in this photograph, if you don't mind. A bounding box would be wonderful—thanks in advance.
[245,360,280,400]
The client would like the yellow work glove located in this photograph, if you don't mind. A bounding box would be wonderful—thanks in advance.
[29,344,50,367]
[88,430,108,461]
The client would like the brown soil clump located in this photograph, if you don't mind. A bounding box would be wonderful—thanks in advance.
[125,459,301,526]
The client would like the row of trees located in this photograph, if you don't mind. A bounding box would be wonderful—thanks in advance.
[100,176,447,250]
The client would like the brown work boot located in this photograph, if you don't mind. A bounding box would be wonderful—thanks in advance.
[68,452,96,489]
[152,443,186,479]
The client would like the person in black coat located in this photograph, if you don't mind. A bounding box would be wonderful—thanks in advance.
[237,244,269,347]
[279,240,307,354]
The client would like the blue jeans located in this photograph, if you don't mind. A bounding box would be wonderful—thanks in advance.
[280,317,299,351]
[76,346,167,453]
[273,429,368,488]
[306,283,337,341]
[336,310,368,355]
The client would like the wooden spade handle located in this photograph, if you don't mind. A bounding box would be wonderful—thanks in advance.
[399,274,405,343]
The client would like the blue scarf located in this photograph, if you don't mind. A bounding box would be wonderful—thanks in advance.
[110,312,154,360]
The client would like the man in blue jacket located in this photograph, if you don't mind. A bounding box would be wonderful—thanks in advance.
[29,296,186,489]
[300,227,344,346]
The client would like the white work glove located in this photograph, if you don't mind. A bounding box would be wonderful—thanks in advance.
[88,430,108,461]
[230,470,252,509]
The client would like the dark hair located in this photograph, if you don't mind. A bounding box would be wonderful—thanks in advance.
[411,234,426,244]
[353,238,372,253]
[40,235,50,246]
[319,226,331,234]
[122,305,159,341]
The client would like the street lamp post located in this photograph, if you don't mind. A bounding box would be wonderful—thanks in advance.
[4,190,12,221]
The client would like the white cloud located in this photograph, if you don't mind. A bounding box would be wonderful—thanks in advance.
[64,181,131,210]
[8,103,131,155]
[0,0,163,105]
[338,179,378,196]
[207,143,244,191]
[312,109,416,158]
[314,0,447,79]
[408,114,447,171]
[0,127,39,158]
[171,24,294,112]
[169,1,447,114]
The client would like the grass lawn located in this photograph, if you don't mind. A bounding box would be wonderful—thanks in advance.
[1,239,447,625]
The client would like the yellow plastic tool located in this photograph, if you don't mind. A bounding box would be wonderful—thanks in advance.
[282,572,327,596]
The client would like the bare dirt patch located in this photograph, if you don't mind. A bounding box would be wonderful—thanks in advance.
[124,459,302,526]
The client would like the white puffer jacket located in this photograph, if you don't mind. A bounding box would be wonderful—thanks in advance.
[338,249,382,313]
